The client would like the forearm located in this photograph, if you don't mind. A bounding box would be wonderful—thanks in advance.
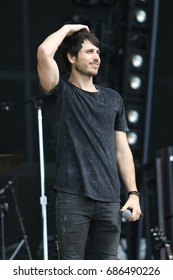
[115,133,141,220]
[116,148,138,193]
[37,25,70,59]
[37,24,89,59]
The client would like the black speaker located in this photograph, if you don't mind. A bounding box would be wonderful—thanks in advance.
[156,146,173,255]
[159,147,173,218]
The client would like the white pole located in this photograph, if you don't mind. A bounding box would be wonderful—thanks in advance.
[37,106,48,260]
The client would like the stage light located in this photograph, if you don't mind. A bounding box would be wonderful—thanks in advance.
[131,54,143,68]
[135,10,147,23]
[129,76,141,90]
[120,0,153,163]
[127,110,139,124]
[127,131,138,145]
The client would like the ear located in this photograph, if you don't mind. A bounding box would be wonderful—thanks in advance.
[67,53,76,64]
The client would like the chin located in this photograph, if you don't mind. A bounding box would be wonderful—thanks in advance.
[88,70,98,77]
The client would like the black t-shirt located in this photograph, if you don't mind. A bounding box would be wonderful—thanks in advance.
[42,79,129,202]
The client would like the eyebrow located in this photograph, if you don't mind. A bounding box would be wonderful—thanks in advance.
[85,48,100,53]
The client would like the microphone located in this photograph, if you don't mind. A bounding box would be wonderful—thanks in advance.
[121,209,132,221]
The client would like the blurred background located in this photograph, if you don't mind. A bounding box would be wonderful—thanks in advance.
[0,0,173,260]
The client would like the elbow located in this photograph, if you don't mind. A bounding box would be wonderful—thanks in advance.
[37,44,50,60]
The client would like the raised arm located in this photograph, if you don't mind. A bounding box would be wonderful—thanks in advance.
[37,24,89,94]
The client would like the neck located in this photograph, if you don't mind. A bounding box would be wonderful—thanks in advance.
[69,74,97,92]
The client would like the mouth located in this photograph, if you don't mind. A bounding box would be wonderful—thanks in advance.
[90,62,99,69]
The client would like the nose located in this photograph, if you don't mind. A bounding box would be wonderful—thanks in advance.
[93,51,100,60]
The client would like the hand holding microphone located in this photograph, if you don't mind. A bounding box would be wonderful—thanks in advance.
[121,208,143,221]
[121,208,132,221]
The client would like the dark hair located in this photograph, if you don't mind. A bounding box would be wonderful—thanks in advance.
[61,29,100,73]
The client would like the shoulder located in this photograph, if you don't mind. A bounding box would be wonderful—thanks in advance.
[97,85,122,97]
[96,84,124,104]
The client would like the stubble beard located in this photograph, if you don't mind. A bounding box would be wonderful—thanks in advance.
[75,64,98,78]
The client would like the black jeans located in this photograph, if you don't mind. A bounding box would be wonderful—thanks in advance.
[55,191,121,260]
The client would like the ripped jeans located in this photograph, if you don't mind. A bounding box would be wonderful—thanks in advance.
[55,191,121,260]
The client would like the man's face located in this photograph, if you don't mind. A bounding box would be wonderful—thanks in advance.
[71,40,101,77]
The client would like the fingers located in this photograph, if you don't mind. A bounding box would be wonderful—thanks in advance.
[66,24,90,36]
[129,212,143,222]
[79,24,90,31]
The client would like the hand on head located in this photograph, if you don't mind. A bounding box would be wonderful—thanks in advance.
[65,24,90,37]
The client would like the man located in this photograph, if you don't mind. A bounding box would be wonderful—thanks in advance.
[37,24,142,260]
